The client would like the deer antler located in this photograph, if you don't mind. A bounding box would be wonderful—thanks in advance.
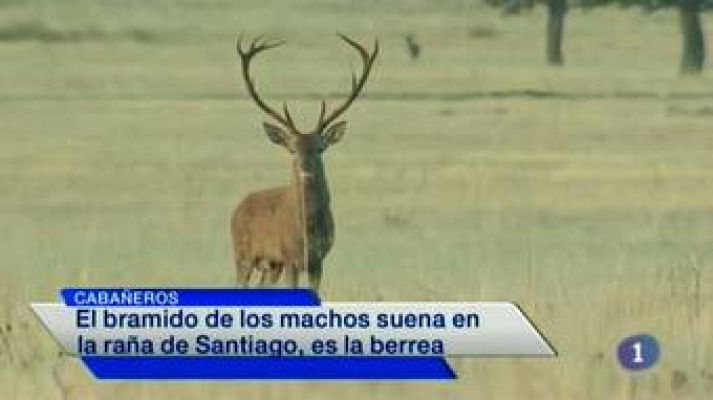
[236,35,299,133]
[315,34,379,132]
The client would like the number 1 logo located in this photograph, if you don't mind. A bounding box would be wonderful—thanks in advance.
[617,334,660,371]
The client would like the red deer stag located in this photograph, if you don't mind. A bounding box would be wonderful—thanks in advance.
[231,34,378,291]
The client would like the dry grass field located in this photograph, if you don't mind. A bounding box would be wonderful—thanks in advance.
[0,0,712,399]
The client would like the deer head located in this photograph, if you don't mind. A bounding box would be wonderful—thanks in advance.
[236,34,378,179]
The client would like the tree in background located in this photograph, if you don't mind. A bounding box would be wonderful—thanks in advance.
[625,0,707,73]
[488,0,708,74]
[495,0,568,66]
[546,0,567,66]
[678,0,705,73]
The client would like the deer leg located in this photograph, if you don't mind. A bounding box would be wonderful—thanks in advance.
[255,271,264,287]
[257,260,282,287]
[286,265,299,288]
[257,265,269,288]
[267,261,283,286]
[308,259,323,292]
[236,261,253,288]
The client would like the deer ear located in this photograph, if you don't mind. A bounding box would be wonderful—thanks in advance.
[263,122,288,146]
[322,121,347,149]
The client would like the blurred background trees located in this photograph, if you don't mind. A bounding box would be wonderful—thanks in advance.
[546,0,567,66]
[488,0,709,73]
[678,0,706,73]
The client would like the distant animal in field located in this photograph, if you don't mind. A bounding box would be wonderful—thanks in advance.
[404,33,420,60]
[231,34,378,291]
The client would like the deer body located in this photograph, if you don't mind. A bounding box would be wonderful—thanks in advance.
[232,159,334,288]
[231,35,377,291]
[231,186,303,285]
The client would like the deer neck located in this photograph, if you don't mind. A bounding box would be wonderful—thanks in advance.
[292,156,331,267]
[292,157,331,220]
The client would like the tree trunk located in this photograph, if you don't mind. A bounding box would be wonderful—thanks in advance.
[546,0,567,66]
[679,0,705,74]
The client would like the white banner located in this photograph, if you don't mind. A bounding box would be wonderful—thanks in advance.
[32,302,555,358]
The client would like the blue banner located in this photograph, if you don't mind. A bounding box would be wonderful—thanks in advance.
[82,356,456,380]
[61,288,320,307]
